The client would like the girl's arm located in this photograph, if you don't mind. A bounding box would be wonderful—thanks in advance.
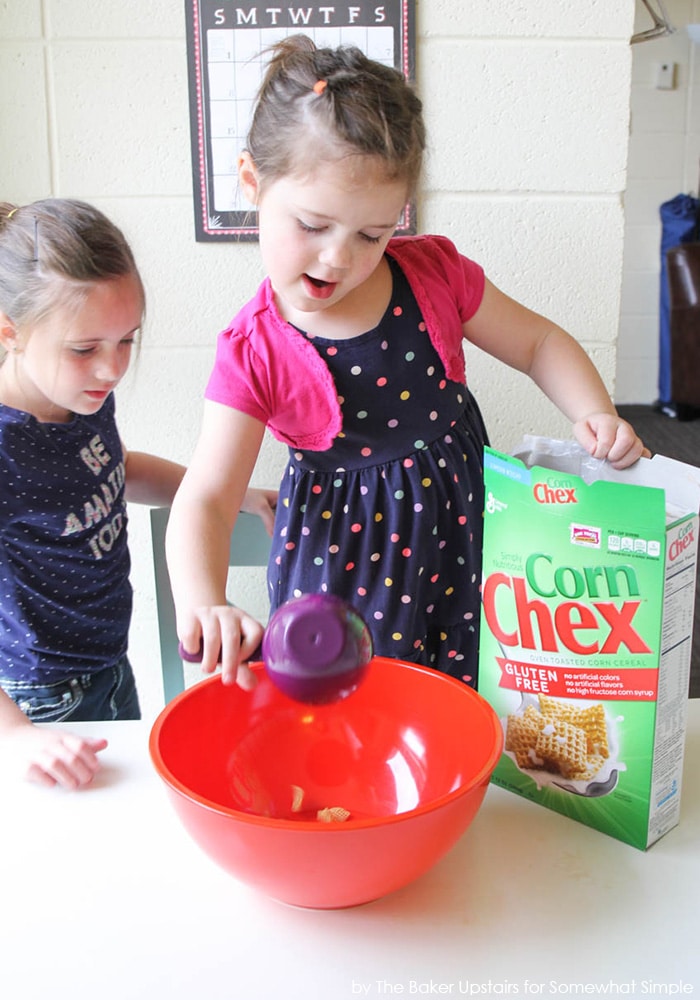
[123,452,186,506]
[0,688,107,789]
[238,485,279,536]
[123,451,278,531]
[463,279,648,469]
[165,403,269,686]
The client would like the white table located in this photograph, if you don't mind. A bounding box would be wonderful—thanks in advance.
[2,704,699,1000]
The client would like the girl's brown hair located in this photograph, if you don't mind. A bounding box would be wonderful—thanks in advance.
[0,198,143,329]
[247,35,425,195]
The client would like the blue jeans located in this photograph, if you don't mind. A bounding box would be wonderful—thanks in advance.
[1,656,141,723]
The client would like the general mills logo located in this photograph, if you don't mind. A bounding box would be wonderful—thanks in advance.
[485,491,508,514]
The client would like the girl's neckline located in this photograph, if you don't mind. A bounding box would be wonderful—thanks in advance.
[294,317,385,347]
[0,399,86,430]
[286,256,400,346]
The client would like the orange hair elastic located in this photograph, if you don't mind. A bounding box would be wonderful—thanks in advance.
[312,79,328,95]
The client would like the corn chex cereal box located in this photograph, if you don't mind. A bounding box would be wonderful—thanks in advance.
[478,436,700,849]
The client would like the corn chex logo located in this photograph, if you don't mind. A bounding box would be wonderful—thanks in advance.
[532,481,578,504]
[670,521,695,562]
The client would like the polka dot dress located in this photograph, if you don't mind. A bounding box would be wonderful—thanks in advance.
[268,259,489,686]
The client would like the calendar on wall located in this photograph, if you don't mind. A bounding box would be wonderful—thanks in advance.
[184,1,416,241]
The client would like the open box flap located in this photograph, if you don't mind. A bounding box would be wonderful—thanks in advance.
[510,436,700,520]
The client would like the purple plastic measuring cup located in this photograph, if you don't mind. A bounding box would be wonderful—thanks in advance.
[178,593,373,704]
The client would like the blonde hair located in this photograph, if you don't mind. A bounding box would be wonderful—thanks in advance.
[0,199,143,333]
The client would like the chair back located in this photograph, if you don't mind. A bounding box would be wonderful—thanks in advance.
[150,507,271,702]
[667,242,700,409]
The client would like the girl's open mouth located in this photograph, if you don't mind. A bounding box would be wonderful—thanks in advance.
[303,274,337,300]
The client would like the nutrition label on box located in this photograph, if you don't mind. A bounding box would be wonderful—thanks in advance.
[185,0,415,240]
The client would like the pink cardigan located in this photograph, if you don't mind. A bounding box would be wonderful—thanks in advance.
[205,234,485,451]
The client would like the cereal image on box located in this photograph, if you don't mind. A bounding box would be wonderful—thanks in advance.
[504,695,617,791]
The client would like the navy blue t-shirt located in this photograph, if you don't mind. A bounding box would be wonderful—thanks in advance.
[0,393,132,684]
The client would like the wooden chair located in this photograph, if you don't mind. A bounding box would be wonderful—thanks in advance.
[150,507,271,702]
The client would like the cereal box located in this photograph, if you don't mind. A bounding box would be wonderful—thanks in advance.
[477,436,700,849]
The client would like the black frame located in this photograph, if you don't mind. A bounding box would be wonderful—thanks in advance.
[185,0,417,242]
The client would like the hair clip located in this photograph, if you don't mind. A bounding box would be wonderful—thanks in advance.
[7,207,18,219]
[312,79,328,95]
[32,218,39,263]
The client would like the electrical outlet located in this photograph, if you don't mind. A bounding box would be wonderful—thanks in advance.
[655,62,677,90]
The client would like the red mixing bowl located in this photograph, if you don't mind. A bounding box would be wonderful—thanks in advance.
[149,657,502,909]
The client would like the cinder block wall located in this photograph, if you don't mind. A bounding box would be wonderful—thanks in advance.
[0,1,635,717]
[617,0,700,404]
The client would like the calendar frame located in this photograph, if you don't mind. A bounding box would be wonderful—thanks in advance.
[185,1,417,242]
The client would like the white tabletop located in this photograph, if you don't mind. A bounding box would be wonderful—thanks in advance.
[2,703,700,1000]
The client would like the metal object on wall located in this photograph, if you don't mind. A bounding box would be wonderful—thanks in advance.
[632,0,675,44]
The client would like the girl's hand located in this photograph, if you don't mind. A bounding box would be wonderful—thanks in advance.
[573,413,650,469]
[240,487,278,535]
[3,725,108,790]
[179,604,265,688]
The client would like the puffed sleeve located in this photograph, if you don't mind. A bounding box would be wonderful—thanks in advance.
[205,284,343,451]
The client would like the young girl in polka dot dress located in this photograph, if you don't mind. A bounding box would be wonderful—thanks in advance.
[0,199,276,789]
[166,36,647,690]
